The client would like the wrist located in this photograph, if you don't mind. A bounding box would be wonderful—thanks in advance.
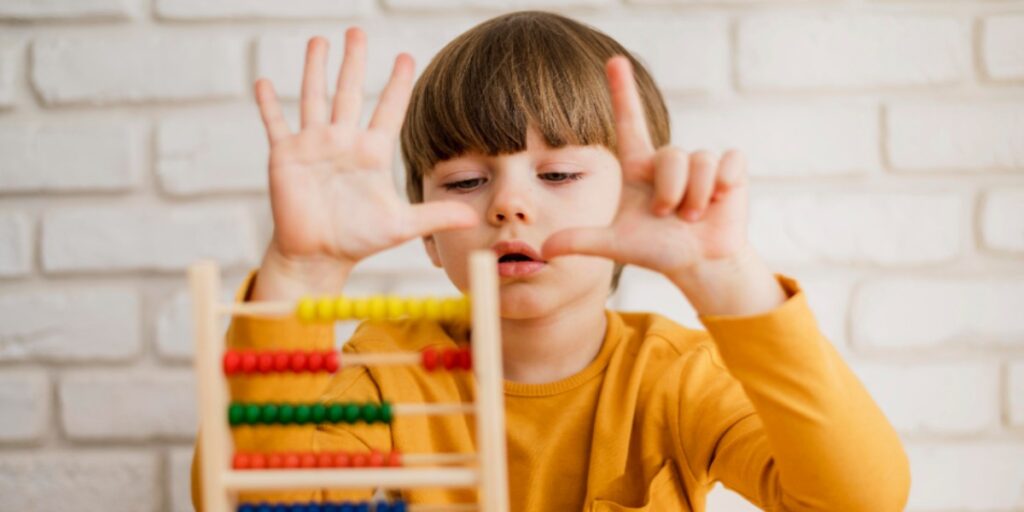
[250,240,355,302]
[669,243,787,317]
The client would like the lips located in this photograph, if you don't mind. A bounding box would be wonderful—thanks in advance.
[491,240,547,278]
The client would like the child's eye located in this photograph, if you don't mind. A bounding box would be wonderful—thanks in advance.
[541,172,584,183]
[442,178,486,191]
[441,172,583,192]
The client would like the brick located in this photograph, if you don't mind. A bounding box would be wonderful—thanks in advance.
[0,287,139,362]
[41,205,259,273]
[0,38,22,108]
[157,0,374,19]
[851,361,999,434]
[0,0,134,20]
[0,211,31,277]
[982,14,1024,81]
[157,115,269,195]
[1010,361,1024,428]
[670,102,878,177]
[980,188,1024,254]
[155,283,236,360]
[0,451,159,512]
[60,370,196,440]
[0,121,142,193]
[738,14,969,90]
[705,482,759,512]
[851,277,1024,350]
[32,34,245,105]
[0,371,49,442]
[168,447,195,512]
[887,101,1024,172]
[256,20,477,100]
[748,193,964,266]
[905,442,1024,510]
[352,238,438,274]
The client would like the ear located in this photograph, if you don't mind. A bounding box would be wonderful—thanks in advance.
[422,235,443,268]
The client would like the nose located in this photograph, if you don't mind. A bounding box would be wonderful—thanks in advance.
[487,179,532,225]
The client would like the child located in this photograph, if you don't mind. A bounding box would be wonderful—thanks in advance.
[193,11,911,511]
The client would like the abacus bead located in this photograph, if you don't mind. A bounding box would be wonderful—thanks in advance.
[272,504,288,512]
[241,352,257,373]
[421,347,439,372]
[297,297,317,322]
[279,404,295,424]
[459,348,472,370]
[323,504,339,512]
[334,297,352,319]
[375,504,389,512]
[295,404,311,424]
[324,352,339,373]
[368,296,387,321]
[262,404,279,424]
[351,453,367,467]
[354,503,369,512]
[308,503,322,512]
[423,298,442,320]
[284,453,300,468]
[442,348,457,370]
[327,403,344,422]
[245,404,261,424]
[311,403,326,423]
[301,452,317,468]
[441,298,461,321]
[392,500,407,512]
[339,502,355,512]
[274,351,290,372]
[333,452,350,467]
[386,296,404,318]
[250,453,266,469]
[316,297,335,321]
[351,298,369,319]
[238,504,255,512]
[267,453,283,468]
[361,403,379,424]
[257,503,273,512]
[379,401,392,423]
[228,403,245,425]
[257,353,274,373]
[307,352,324,372]
[292,504,308,512]
[343,403,360,423]
[223,352,240,374]
[406,298,424,319]
[317,453,334,468]
[368,450,384,467]
[290,351,308,372]
[387,451,402,467]
[233,453,250,469]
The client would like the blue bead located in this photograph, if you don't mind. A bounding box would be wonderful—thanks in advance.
[322,503,339,512]
[307,503,321,512]
[375,504,389,512]
[257,503,273,512]
[354,503,369,512]
[391,501,406,512]
[293,504,308,512]
[339,502,354,512]
[237,504,255,512]
[272,504,288,512]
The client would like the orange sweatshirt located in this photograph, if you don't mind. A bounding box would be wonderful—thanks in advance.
[192,270,910,511]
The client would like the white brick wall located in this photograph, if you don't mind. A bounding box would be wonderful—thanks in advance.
[1,1,1022,511]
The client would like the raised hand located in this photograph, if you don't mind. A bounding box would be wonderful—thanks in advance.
[540,55,751,285]
[256,28,478,271]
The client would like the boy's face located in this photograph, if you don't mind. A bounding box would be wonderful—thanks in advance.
[421,125,622,319]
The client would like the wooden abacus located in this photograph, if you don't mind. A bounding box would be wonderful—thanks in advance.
[189,250,508,512]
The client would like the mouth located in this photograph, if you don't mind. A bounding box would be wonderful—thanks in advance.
[491,240,547,278]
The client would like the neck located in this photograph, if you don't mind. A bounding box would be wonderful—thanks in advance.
[497,291,609,384]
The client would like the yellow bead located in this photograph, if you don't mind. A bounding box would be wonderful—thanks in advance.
[369,295,387,321]
[406,298,424,319]
[423,298,442,321]
[352,298,369,319]
[334,297,352,319]
[386,296,404,319]
[441,298,463,321]
[297,297,317,322]
[316,297,335,321]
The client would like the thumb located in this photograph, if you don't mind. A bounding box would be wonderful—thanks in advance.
[407,201,478,237]
[541,226,619,261]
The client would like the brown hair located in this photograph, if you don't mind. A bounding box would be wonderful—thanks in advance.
[400,10,671,293]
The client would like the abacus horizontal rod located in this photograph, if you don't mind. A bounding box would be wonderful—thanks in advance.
[342,352,420,367]
[392,403,476,416]
[218,301,292,317]
[222,467,479,491]
[402,453,476,466]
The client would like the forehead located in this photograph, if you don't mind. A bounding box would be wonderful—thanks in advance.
[432,127,615,170]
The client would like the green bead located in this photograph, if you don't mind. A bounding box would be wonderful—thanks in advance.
[380,401,393,423]
[295,404,311,425]
[311,403,326,423]
[244,404,261,425]
[327,403,344,422]
[344,403,361,424]
[362,403,379,424]
[228,403,244,426]
[279,404,295,424]
[262,403,279,424]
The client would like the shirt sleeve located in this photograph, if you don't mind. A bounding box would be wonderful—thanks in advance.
[690,273,911,511]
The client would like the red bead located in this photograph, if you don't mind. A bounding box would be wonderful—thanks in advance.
[333,452,350,467]
[273,351,290,372]
[307,352,324,372]
[300,452,317,468]
[249,453,266,469]
[368,450,384,467]
[290,351,307,372]
[317,453,334,468]
[257,352,274,373]
[267,453,284,468]
[232,453,250,469]
[387,451,402,467]
[442,348,457,370]
[284,453,301,468]
[324,352,339,373]
[351,453,368,467]
[460,348,472,370]
[223,352,240,374]
[240,351,257,373]
[422,347,438,372]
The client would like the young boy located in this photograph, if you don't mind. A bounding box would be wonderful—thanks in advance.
[193,11,911,511]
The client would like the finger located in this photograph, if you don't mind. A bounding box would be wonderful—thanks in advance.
[254,78,291,144]
[680,150,717,221]
[713,149,748,202]
[368,53,415,136]
[406,201,479,238]
[541,226,619,261]
[300,36,329,129]
[605,56,655,164]
[651,147,688,216]
[331,27,367,128]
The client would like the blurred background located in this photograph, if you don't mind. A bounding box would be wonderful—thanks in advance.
[0,0,1022,510]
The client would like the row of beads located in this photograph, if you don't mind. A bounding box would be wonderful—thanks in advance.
[233,450,401,470]
[237,501,406,512]
[296,295,470,323]
[224,350,339,375]
[421,347,472,372]
[228,401,393,426]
